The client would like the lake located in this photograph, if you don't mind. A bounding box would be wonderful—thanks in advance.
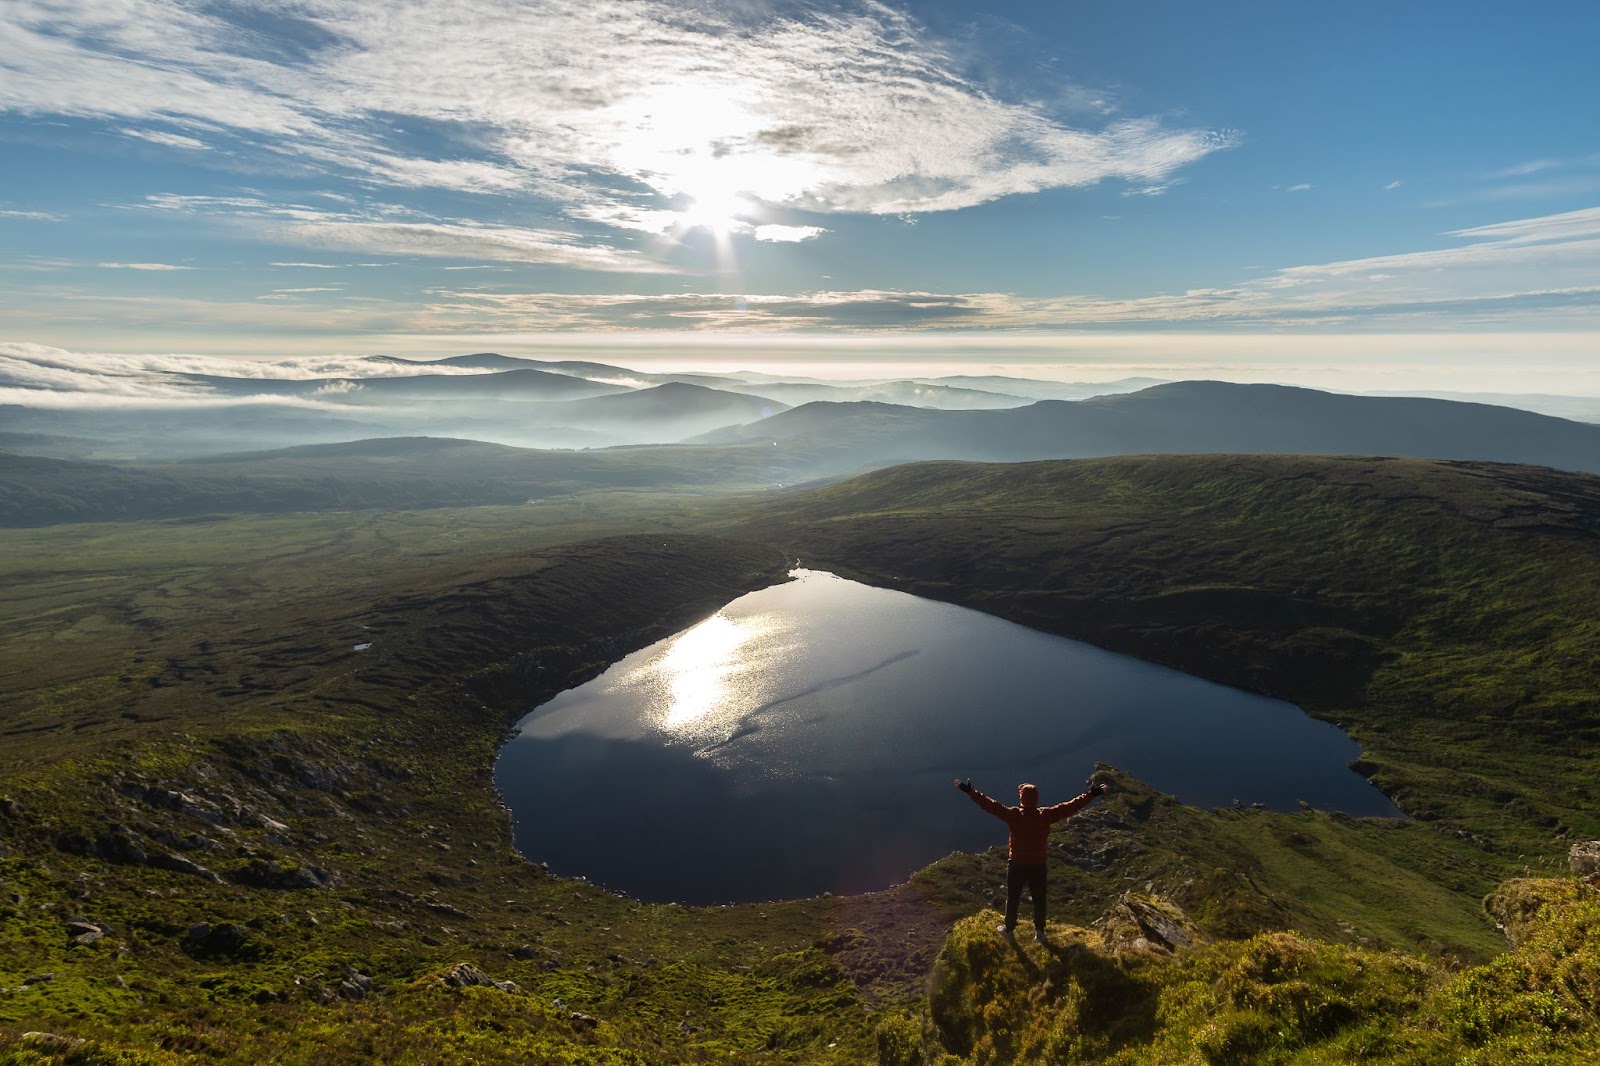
[495,569,1397,903]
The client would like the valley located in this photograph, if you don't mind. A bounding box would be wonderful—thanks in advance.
[3,448,1599,1062]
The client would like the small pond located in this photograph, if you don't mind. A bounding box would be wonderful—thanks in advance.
[496,570,1396,903]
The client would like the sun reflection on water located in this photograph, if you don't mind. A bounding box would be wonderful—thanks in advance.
[658,612,760,730]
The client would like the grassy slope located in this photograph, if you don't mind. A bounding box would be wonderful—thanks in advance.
[0,519,902,1064]
[0,441,801,526]
[730,455,1600,851]
[2,455,1599,1061]
[910,875,1600,1065]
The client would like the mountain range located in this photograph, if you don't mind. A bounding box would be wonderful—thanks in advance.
[6,379,1600,525]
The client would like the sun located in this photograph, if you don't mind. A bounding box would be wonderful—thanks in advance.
[678,185,750,236]
[601,81,778,236]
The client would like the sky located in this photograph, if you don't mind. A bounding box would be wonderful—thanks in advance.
[1,0,1598,392]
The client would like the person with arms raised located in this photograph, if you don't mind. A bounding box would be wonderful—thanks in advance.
[956,776,1110,943]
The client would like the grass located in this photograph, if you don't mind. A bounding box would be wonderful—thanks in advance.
[3,453,1600,1061]
[905,875,1600,1065]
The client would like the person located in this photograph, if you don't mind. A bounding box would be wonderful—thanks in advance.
[955,776,1110,942]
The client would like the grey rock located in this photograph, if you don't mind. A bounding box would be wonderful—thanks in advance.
[66,920,106,946]
[149,853,223,882]
[1569,840,1600,877]
[440,963,517,993]
[235,859,341,890]
[1096,892,1208,957]
[93,827,147,865]
[339,967,376,999]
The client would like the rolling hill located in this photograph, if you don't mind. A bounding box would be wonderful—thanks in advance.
[6,454,1600,1061]
[0,436,802,525]
[696,380,1600,476]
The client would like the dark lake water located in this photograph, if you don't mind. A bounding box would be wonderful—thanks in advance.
[495,570,1397,903]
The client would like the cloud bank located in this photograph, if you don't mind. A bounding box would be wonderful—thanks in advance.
[2,0,1231,246]
[411,206,1600,331]
[0,341,493,409]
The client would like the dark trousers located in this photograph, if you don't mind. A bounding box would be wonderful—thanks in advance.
[1005,861,1048,931]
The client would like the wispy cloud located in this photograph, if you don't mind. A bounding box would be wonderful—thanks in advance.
[96,261,194,270]
[1384,180,1402,190]
[1493,158,1563,178]
[1447,206,1600,245]
[10,206,1597,339]
[119,127,209,150]
[1,0,1232,238]
[144,194,669,272]
[1286,183,1312,192]
[413,206,1600,331]
[0,208,63,221]
[1432,154,1600,207]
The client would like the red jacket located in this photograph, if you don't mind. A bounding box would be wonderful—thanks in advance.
[965,787,1096,864]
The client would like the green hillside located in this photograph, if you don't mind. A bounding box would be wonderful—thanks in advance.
[3,455,1599,1062]
[732,455,1600,851]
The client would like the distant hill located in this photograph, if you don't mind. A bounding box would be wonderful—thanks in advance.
[0,437,800,526]
[1364,389,1600,424]
[546,381,787,429]
[0,402,393,461]
[739,379,1030,410]
[695,381,1600,477]
[917,374,1169,400]
[14,380,1600,525]
[333,369,632,401]
[176,368,630,401]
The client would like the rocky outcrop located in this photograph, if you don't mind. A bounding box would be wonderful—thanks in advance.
[1095,892,1209,957]
[1569,840,1600,878]
[65,920,107,947]
[438,962,519,993]
[233,859,340,890]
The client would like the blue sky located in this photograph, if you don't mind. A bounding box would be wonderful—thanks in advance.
[1,0,1597,390]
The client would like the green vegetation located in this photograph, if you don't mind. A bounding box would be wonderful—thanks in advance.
[3,454,1600,1061]
[907,875,1600,1064]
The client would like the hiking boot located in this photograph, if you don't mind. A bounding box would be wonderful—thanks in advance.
[1034,929,1048,943]
[997,923,1015,940]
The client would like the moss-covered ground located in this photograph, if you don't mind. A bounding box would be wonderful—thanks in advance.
[2,455,1599,1062]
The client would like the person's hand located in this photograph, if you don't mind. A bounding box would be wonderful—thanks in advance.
[1089,781,1110,797]
[955,778,973,793]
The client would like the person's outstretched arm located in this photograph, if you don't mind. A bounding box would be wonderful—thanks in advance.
[1043,781,1110,823]
[954,778,1009,820]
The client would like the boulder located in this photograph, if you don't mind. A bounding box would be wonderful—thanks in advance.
[93,827,147,865]
[439,963,518,993]
[234,859,340,890]
[149,853,223,882]
[182,922,259,960]
[1569,840,1600,877]
[21,1033,83,1053]
[66,920,106,946]
[340,967,376,999]
[1095,892,1208,957]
